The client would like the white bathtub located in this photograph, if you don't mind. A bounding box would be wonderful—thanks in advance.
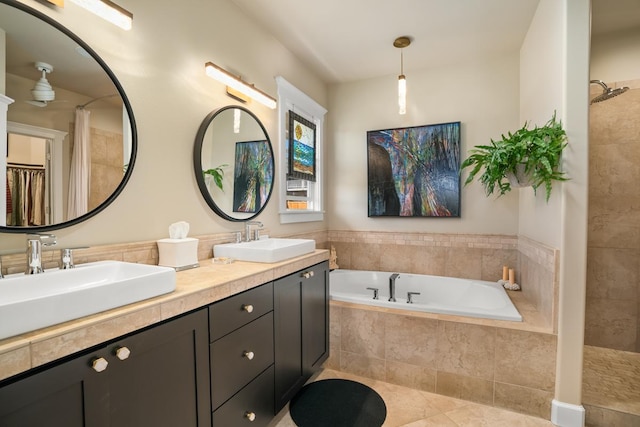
[330,269,522,322]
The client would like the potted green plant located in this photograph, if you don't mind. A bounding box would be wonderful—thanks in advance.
[203,164,228,191]
[460,112,568,201]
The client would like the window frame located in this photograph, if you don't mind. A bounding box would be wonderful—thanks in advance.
[275,76,327,224]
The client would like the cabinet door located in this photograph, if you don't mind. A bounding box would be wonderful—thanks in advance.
[301,261,329,375]
[107,308,211,427]
[0,349,109,427]
[273,271,304,412]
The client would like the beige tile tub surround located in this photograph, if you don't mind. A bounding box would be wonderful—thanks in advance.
[0,249,329,382]
[328,230,558,330]
[327,302,557,420]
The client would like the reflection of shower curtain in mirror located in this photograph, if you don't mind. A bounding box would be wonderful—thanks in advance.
[6,167,46,226]
[68,108,91,220]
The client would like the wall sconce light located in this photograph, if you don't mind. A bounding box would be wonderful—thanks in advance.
[394,36,411,115]
[205,62,277,110]
[69,0,133,30]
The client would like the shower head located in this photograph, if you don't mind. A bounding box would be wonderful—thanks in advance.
[590,80,629,104]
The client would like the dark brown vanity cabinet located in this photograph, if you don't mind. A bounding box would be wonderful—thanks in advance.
[0,308,211,427]
[274,261,330,412]
[210,282,275,427]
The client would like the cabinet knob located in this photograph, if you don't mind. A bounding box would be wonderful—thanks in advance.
[242,304,254,313]
[244,411,256,422]
[243,350,255,360]
[92,357,108,373]
[302,271,314,279]
[116,346,131,360]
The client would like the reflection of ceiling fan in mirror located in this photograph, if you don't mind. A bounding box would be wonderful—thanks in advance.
[26,61,68,107]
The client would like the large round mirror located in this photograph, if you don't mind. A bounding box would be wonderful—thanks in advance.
[194,106,274,221]
[1,0,136,233]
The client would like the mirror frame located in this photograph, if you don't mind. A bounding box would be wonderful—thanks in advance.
[1,0,137,233]
[193,106,274,222]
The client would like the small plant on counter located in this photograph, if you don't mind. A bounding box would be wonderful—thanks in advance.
[202,164,228,191]
[460,112,568,202]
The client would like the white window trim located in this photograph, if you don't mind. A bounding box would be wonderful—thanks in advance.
[275,76,327,224]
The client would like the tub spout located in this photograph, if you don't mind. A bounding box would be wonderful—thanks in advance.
[389,273,400,302]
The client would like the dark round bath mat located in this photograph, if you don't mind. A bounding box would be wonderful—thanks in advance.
[289,378,387,427]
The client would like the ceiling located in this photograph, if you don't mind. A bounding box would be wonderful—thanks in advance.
[3,0,640,101]
[231,0,640,85]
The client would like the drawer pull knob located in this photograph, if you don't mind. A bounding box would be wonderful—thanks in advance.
[242,304,254,313]
[245,411,256,422]
[302,271,314,279]
[116,346,131,361]
[92,357,108,373]
[243,350,255,360]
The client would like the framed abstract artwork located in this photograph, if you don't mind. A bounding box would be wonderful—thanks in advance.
[367,121,461,217]
[288,111,316,182]
[233,140,274,213]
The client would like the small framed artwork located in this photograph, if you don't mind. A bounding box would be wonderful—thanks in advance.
[288,111,316,182]
[233,140,274,213]
[367,121,461,217]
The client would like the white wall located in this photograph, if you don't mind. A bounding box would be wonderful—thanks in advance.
[591,27,640,82]
[518,0,565,248]
[327,54,521,234]
[0,0,328,250]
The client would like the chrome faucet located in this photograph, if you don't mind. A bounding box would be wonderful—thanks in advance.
[26,234,57,274]
[244,221,263,242]
[388,273,400,302]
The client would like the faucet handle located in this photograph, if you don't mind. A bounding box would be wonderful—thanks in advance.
[27,233,57,247]
[407,292,421,304]
[60,249,75,269]
[366,287,379,300]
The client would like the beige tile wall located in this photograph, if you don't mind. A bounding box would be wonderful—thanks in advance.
[0,229,329,275]
[587,80,640,352]
[326,303,557,419]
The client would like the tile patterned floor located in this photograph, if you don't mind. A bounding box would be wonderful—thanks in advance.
[270,369,555,427]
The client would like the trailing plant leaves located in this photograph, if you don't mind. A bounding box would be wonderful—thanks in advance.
[460,112,568,202]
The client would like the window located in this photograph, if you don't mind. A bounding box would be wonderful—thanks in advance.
[275,77,327,224]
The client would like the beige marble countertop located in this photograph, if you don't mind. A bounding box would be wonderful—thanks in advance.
[0,250,329,382]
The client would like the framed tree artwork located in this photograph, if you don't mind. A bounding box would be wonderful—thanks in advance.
[367,121,461,217]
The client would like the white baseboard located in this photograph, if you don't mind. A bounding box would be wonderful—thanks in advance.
[551,399,585,427]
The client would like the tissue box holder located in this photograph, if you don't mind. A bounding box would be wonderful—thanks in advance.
[157,238,199,271]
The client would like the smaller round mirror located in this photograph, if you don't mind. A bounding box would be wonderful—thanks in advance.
[194,106,274,221]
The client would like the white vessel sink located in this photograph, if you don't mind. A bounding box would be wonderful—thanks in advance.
[0,261,176,340]
[213,238,315,263]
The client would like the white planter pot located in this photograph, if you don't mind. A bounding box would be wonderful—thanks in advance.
[505,164,534,188]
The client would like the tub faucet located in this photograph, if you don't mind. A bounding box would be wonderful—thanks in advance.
[388,273,400,302]
[26,234,57,274]
[244,221,263,242]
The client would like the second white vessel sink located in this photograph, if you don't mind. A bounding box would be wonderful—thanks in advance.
[0,261,176,340]
[213,238,315,263]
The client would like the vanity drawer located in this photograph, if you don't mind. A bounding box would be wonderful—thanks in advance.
[210,282,273,341]
[211,312,274,410]
[212,365,274,427]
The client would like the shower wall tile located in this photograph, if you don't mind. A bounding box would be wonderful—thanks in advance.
[588,196,640,249]
[587,247,639,301]
[585,297,638,351]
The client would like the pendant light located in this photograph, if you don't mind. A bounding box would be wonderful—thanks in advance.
[394,36,411,115]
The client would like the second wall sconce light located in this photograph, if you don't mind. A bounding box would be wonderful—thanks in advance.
[69,0,133,30]
[205,62,277,110]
